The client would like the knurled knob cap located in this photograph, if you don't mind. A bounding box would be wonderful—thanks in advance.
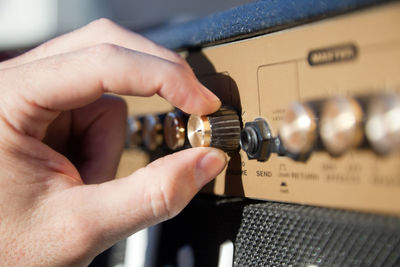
[187,107,241,151]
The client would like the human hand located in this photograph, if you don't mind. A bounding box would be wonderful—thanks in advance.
[0,19,226,266]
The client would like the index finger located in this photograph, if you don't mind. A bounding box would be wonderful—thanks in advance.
[0,44,220,138]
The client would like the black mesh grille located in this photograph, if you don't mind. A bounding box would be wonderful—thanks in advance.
[234,203,400,267]
[152,195,400,267]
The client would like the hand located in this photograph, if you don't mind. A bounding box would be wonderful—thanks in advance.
[0,19,227,266]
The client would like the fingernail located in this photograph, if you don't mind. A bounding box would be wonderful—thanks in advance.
[198,82,221,106]
[195,148,227,189]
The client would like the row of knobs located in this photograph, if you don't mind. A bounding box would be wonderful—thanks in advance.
[127,93,400,158]
[127,111,187,151]
[280,93,400,156]
[126,107,241,152]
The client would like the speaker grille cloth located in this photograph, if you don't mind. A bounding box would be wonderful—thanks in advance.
[234,203,400,266]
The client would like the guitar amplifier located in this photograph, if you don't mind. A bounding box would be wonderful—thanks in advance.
[116,1,400,266]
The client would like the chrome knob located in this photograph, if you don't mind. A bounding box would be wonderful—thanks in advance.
[142,114,163,151]
[279,102,317,156]
[187,107,241,152]
[163,111,186,150]
[126,116,142,148]
[320,97,363,156]
[365,93,400,154]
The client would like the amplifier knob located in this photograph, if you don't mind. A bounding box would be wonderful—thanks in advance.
[142,114,163,151]
[320,97,363,156]
[163,111,186,150]
[187,107,241,152]
[365,93,400,154]
[126,116,142,148]
[279,102,317,156]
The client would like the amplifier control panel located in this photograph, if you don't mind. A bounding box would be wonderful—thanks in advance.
[119,2,400,215]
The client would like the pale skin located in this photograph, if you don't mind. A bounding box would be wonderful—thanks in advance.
[0,18,227,266]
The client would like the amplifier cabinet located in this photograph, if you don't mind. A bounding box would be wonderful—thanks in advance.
[118,3,400,266]
[120,2,400,216]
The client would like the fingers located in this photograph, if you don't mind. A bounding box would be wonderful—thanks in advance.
[71,147,227,249]
[0,18,191,73]
[0,44,220,139]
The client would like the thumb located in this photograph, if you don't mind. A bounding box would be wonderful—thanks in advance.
[72,147,226,249]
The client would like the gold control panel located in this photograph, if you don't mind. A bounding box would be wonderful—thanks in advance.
[118,3,400,215]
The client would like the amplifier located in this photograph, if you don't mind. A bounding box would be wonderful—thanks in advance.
[119,1,400,216]
[115,2,400,267]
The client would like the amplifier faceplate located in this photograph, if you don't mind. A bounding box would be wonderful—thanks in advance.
[118,3,400,215]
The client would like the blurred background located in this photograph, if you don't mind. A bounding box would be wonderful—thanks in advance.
[0,0,250,51]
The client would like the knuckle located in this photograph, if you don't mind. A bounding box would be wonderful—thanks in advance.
[145,159,186,220]
[88,17,116,31]
[163,62,189,86]
[159,63,195,104]
[151,175,180,220]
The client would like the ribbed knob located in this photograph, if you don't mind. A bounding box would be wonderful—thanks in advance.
[187,107,241,151]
